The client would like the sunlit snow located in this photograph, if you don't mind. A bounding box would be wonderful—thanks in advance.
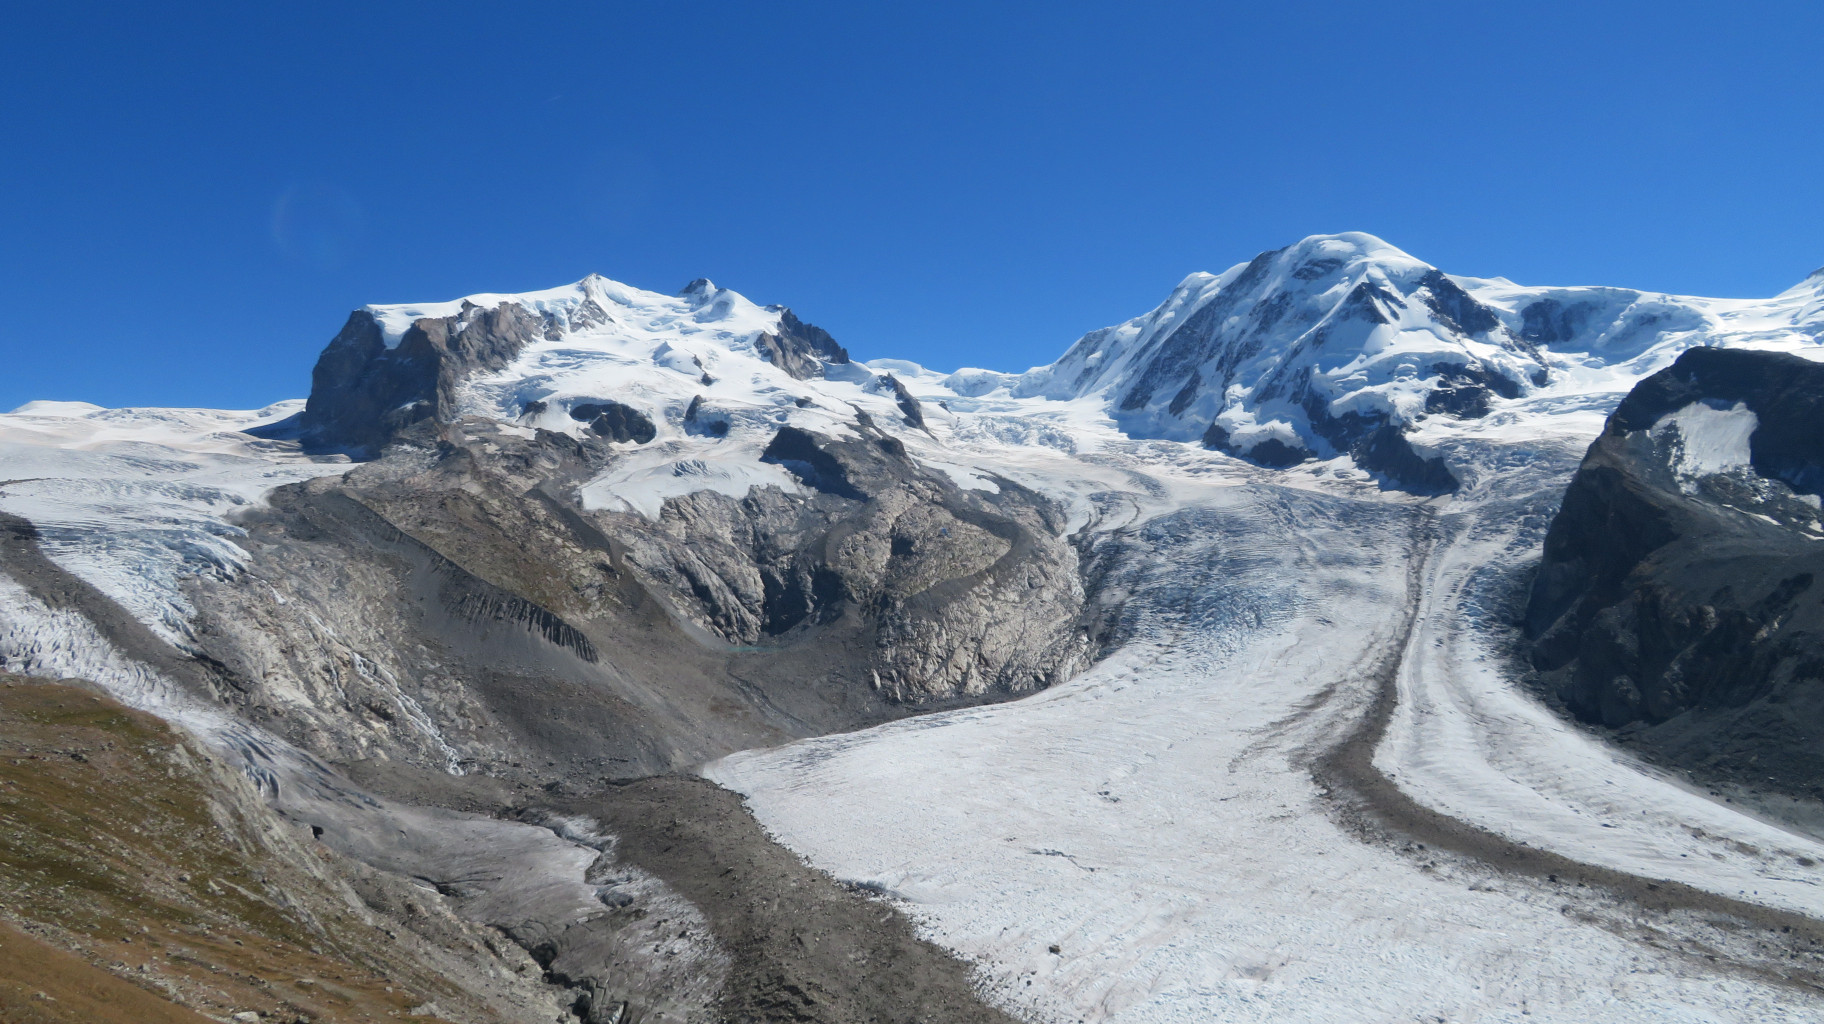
[7,233,1824,1022]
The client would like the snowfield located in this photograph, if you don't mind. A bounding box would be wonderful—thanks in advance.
[7,234,1824,1021]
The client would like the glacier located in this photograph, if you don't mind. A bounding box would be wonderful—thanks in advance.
[5,232,1824,1022]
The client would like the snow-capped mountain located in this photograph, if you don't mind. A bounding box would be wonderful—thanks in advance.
[9,233,1824,1024]
[1001,233,1824,491]
[266,232,1824,497]
[292,274,853,455]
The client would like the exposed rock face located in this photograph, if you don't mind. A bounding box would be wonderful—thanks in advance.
[878,373,929,430]
[294,301,546,454]
[221,275,1084,787]
[638,420,1084,696]
[188,414,1087,785]
[752,308,849,380]
[1524,347,1824,798]
[569,400,658,443]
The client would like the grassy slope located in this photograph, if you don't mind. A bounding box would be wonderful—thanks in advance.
[0,675,474,1024]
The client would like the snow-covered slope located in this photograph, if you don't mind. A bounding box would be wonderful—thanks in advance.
[997,233,1824,490]
[274,235,1824,501]
[292,273,855,454]
[444,276,886,452]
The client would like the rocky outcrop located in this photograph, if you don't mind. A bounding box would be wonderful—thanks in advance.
[284,284,850,456]
[290,301,545,454]
[191,411,1088,785]
[633,420,1086,698]
[1524,347,1824,798]
[569,400,657,444]
[751,308,849,380]
[1199,384,1459,493]
[879,373,929,430]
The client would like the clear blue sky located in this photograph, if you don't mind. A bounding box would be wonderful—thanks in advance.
[3,1,1821,410]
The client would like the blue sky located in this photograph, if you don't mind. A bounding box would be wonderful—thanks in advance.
[2,1,1821,410]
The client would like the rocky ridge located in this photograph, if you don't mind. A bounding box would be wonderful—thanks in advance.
[1525,346,1824,801]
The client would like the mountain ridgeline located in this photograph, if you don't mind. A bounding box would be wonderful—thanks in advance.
[7,233,1824,1023]
[1006,233,1812,493]
[287,275,851,456]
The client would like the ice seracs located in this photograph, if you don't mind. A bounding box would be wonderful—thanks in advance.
[0,399,346,647]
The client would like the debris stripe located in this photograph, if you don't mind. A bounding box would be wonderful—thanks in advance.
[1310,507,1824,995]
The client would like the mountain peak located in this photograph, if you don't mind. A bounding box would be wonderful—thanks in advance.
[1013,231,1532,490]
[293,272,848,454]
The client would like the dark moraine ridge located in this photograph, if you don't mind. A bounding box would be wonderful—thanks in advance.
[1315,515,1824,995]
[559,777,1023,1024]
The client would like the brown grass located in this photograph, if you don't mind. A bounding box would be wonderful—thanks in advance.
[0,919,214,1024]
[0,675,464,1024]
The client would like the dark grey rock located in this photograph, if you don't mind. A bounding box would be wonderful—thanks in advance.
[1424,364,1523,419]
[1200,421,1312,468]
[1519,297,1599,345]
[761,425,869,501]
[752,309,849,380]
[682,395,730,437]
[1167,370,1202,417]
[281,302,544,456]
[569,401,657,444]
[1524,347,1824,801]
[1299,389,1457,494]
[1416,269,1500,336]
[879,373,928,430]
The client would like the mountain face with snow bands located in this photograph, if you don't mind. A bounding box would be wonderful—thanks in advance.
[5,234,1824,1024]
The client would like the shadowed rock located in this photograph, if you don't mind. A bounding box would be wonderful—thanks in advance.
[752,308,849,380]
[1525,347,1824,801]
[569,401,657,444]
[879,373,928,430]
[284,301,544,455]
